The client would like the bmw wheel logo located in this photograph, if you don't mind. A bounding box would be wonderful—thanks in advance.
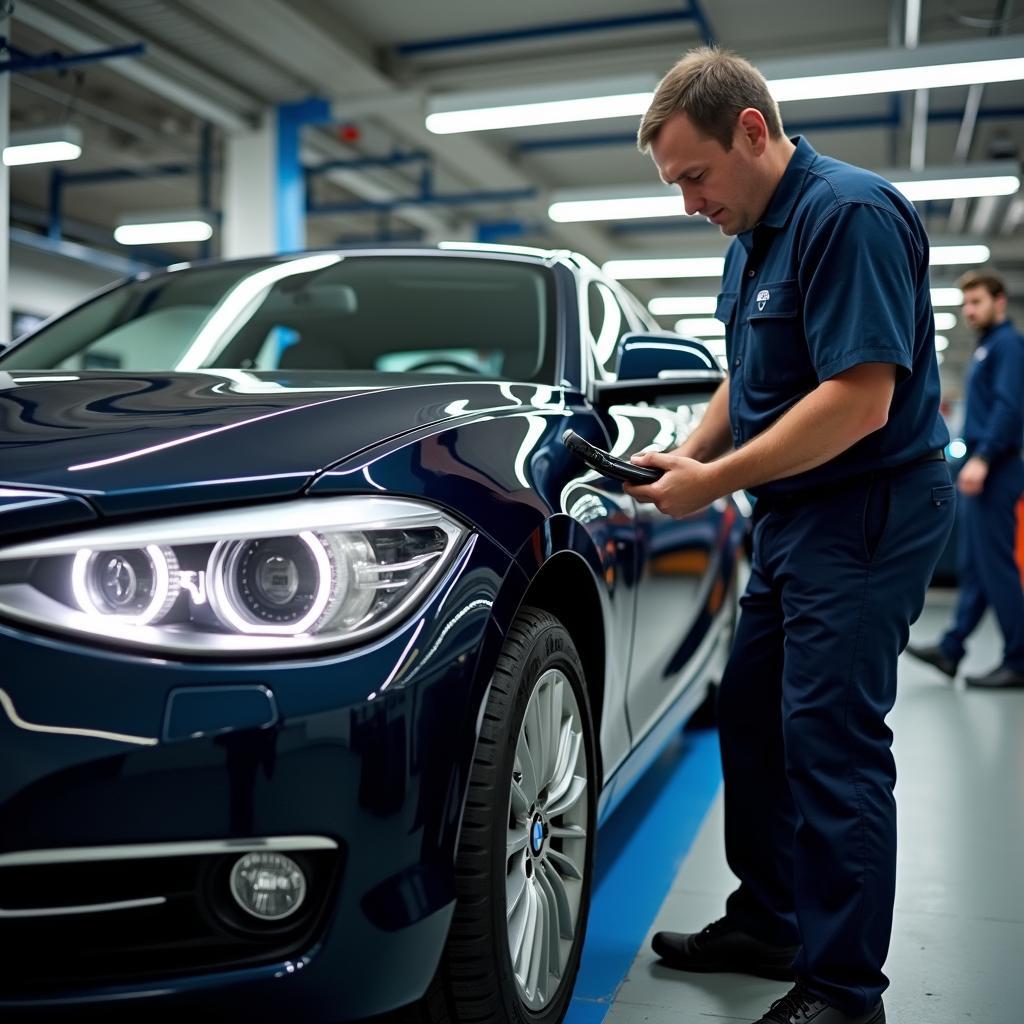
[531,819,545,855]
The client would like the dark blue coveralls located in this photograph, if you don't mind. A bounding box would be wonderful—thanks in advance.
[939,319,1024,672]
[714,137,955,1013]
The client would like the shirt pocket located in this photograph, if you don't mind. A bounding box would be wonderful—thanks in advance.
[744,279,812,389]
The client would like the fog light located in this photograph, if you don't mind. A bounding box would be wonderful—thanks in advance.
[229,852,307,921]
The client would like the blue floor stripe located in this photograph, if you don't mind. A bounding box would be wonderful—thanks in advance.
[564,726,722,1023]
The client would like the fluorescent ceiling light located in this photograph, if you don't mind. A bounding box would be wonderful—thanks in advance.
[769,57,1024,102]
[427,92,652,133]
[649,296,718,315]
[603,257,725,280]
[929,245,989,265]
[114,220,214,245]
[933,312,958,331]
[931,287,963,306]
[550,195,681,222]
[893,175,1019,201]
[3,125,82,166]
[551,164,1018,224]
[425,40,1024,133]
[674,318,725,336]
[934,335,950,351]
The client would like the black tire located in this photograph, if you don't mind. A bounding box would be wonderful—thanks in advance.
[391,607,598,1024]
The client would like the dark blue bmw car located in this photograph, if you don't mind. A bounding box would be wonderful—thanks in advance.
[0,245,745,1022]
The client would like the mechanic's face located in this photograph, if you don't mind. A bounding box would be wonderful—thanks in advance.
[650,110,769,236]
[960,286,1006,333]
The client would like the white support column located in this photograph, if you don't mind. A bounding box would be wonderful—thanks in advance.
[0,11,10,346]
[221,112,277,259]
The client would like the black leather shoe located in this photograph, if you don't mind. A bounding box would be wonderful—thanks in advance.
[651,916,798,980]
[965,665,1024,688]
[905,643,958,678]
[755,983,885,1023]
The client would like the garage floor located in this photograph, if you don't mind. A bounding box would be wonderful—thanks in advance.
[570,590,1024,1024]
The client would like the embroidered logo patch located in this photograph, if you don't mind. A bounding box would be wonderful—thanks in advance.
[756,288,770,312]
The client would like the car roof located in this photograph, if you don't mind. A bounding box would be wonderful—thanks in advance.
[146,243,597,284]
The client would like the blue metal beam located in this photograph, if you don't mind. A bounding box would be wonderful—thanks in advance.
[305,151,430,175]
[58,163,199,185]
[396,11,707,55]
[10,227,151,276]
[276,97,333,252]
[198,122,214,260]
[12,202,174,267]
[307,188,538,216]
[686,0,716,45]
[0,41,145,74]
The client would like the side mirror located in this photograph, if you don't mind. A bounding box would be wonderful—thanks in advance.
[594,332,724,404]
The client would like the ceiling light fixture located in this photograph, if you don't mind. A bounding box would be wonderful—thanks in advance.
[929,245,989,265]
[3,125,82,166]
[930,288,963,306]
[426,39,1024,133]
[114,220,214,245]
[649,296,718,315]
[673,318,726,336]
[603,257,725,280]
[549,163,1018,224]
[933,312,958,330]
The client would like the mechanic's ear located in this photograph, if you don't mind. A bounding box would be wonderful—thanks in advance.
[737,108,768,156]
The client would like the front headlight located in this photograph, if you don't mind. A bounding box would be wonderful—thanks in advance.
[0,497,466,655]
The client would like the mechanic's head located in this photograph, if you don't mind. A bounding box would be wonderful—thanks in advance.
[957,269,1008,333]
[638,47,791,236]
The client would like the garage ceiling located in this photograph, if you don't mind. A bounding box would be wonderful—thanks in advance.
[6,0,1024,389]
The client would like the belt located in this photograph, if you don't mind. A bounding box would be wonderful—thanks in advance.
[758,449,946,511]
[905,448,947,466]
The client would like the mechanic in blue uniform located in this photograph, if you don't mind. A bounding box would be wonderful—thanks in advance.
[908,270,1024,687]
[624,49,955,1024]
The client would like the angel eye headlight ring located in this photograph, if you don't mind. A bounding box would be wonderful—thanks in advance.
[207,531,336,636]
[71,545,180,625]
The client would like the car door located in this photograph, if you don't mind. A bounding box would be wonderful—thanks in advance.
[584,279,729,744]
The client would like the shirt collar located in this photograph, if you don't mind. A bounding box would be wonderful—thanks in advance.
[739,136,817,246]
[981,318,1015,344]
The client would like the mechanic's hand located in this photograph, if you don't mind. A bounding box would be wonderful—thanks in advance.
[957,455,989,496]
[623,451,721,518]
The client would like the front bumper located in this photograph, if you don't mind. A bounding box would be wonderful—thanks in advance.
[0,533,510,1021]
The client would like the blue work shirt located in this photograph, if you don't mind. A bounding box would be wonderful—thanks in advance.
[961,319,1024,460]
[716,136,949,498]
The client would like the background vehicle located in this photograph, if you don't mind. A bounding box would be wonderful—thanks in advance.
[0,246,745,1022]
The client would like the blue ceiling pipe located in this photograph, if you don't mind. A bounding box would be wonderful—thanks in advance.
[395,4,714,55]
[0,41,145,74]
[307,188,538,216]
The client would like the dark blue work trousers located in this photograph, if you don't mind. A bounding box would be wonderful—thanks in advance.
[718,459,955,1013]
[941,455,1024,672]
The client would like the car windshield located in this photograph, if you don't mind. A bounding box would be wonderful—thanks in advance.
[0,253,557,382]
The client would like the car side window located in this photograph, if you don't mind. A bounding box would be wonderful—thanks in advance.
[586,281,629,379]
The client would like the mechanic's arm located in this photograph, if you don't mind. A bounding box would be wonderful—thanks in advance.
[626,362,895,517]
[673,377,734,461]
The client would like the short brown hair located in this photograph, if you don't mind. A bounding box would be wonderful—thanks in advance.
[637,46,784,153]
[956,269,1006,299]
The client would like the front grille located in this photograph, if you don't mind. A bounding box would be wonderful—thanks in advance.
[0,843,343,996]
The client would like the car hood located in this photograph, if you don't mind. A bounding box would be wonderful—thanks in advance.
[0,370,560,518]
